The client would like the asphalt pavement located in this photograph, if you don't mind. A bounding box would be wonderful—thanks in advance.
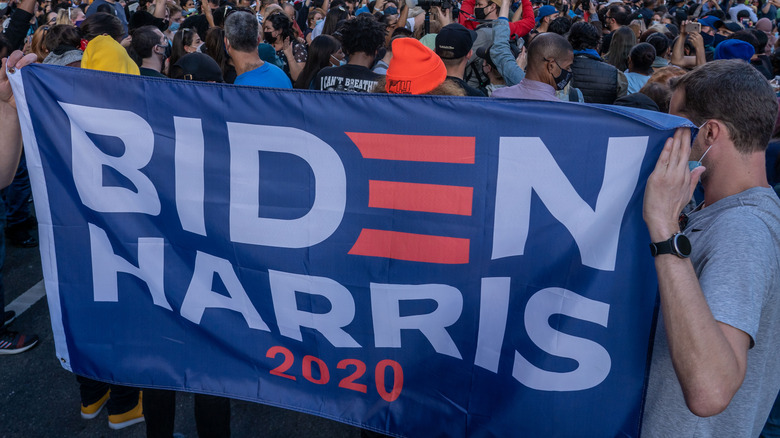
[0,226,365,438]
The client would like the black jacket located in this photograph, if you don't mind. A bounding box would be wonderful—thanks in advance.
[571,52,620,104]
[4,8,34,51]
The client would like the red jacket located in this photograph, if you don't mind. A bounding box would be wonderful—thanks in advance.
[458,0,535,37]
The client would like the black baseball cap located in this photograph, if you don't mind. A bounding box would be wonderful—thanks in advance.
[435,23,477,59]
[172,53,224,83]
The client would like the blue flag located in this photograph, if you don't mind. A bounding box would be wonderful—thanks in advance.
[10,64,691,437]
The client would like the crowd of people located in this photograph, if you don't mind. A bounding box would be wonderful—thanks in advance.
[1,0,780,435]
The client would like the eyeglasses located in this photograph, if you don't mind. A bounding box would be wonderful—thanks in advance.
[544,57,571,72]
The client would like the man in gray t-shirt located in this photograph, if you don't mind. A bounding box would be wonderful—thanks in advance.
[641,59,780,437]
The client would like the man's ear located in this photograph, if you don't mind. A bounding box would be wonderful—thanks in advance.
[705,120,725,146]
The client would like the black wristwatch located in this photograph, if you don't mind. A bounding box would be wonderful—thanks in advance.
[649,232,691,258]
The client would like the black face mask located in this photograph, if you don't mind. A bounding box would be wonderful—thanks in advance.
[264,31,276,44]
[474,6,487,19]
[547,59,572,90]
[553,67,572,90]
[700,31,714,47]
[153,17,169,32]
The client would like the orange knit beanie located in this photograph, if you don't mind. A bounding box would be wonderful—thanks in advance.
[385,38,447,95]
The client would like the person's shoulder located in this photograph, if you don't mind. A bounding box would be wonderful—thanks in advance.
[263,62,286,74]
[85,0,106,15]
[704,191,780,242]
[262,63,292,87]
[491,84,519,98]
[316,65,341,76]
[343,64,375,73]
[343,64,380,79]
[463,82,487,97]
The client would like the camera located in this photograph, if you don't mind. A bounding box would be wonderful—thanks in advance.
[412,0,455,12]
[684,22,700,33]
[414,0,441,8]
[411,0,459,20]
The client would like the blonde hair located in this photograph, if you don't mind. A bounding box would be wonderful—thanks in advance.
[308,7,326,28]
[629,19,646,40]
[167,2,184,16]
[55,8,71,25]
[57,7,84,26]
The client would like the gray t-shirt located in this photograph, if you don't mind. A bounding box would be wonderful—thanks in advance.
[642,187,780,438]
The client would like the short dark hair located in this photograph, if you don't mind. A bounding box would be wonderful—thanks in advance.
[528,32,573,71]
[608,4,631,26]
[548,16,572,36]
[225,11,259,52]
[671,60,778,153]
[646,33,669,56]
[568,21,600,50]
[130,25,161,61]
[336,13,385,56]
[629,42,655,73]
[79,12,124,41]
[44,24,81,52]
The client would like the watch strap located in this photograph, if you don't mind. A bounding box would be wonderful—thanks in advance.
[650,233,691,258]
[650,238,673,257]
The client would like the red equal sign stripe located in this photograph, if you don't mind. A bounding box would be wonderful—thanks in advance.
[346,133,475,164]
[368,181,473,216]
[349,229,469,264]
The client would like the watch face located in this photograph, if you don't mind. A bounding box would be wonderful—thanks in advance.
[673,233,691,257]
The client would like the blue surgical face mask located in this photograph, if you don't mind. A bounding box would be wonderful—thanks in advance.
[689,121,714,171]
[187,7,198,14]
[331,53,346,66]
[169,21,180,32]
[0,3,8,10]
